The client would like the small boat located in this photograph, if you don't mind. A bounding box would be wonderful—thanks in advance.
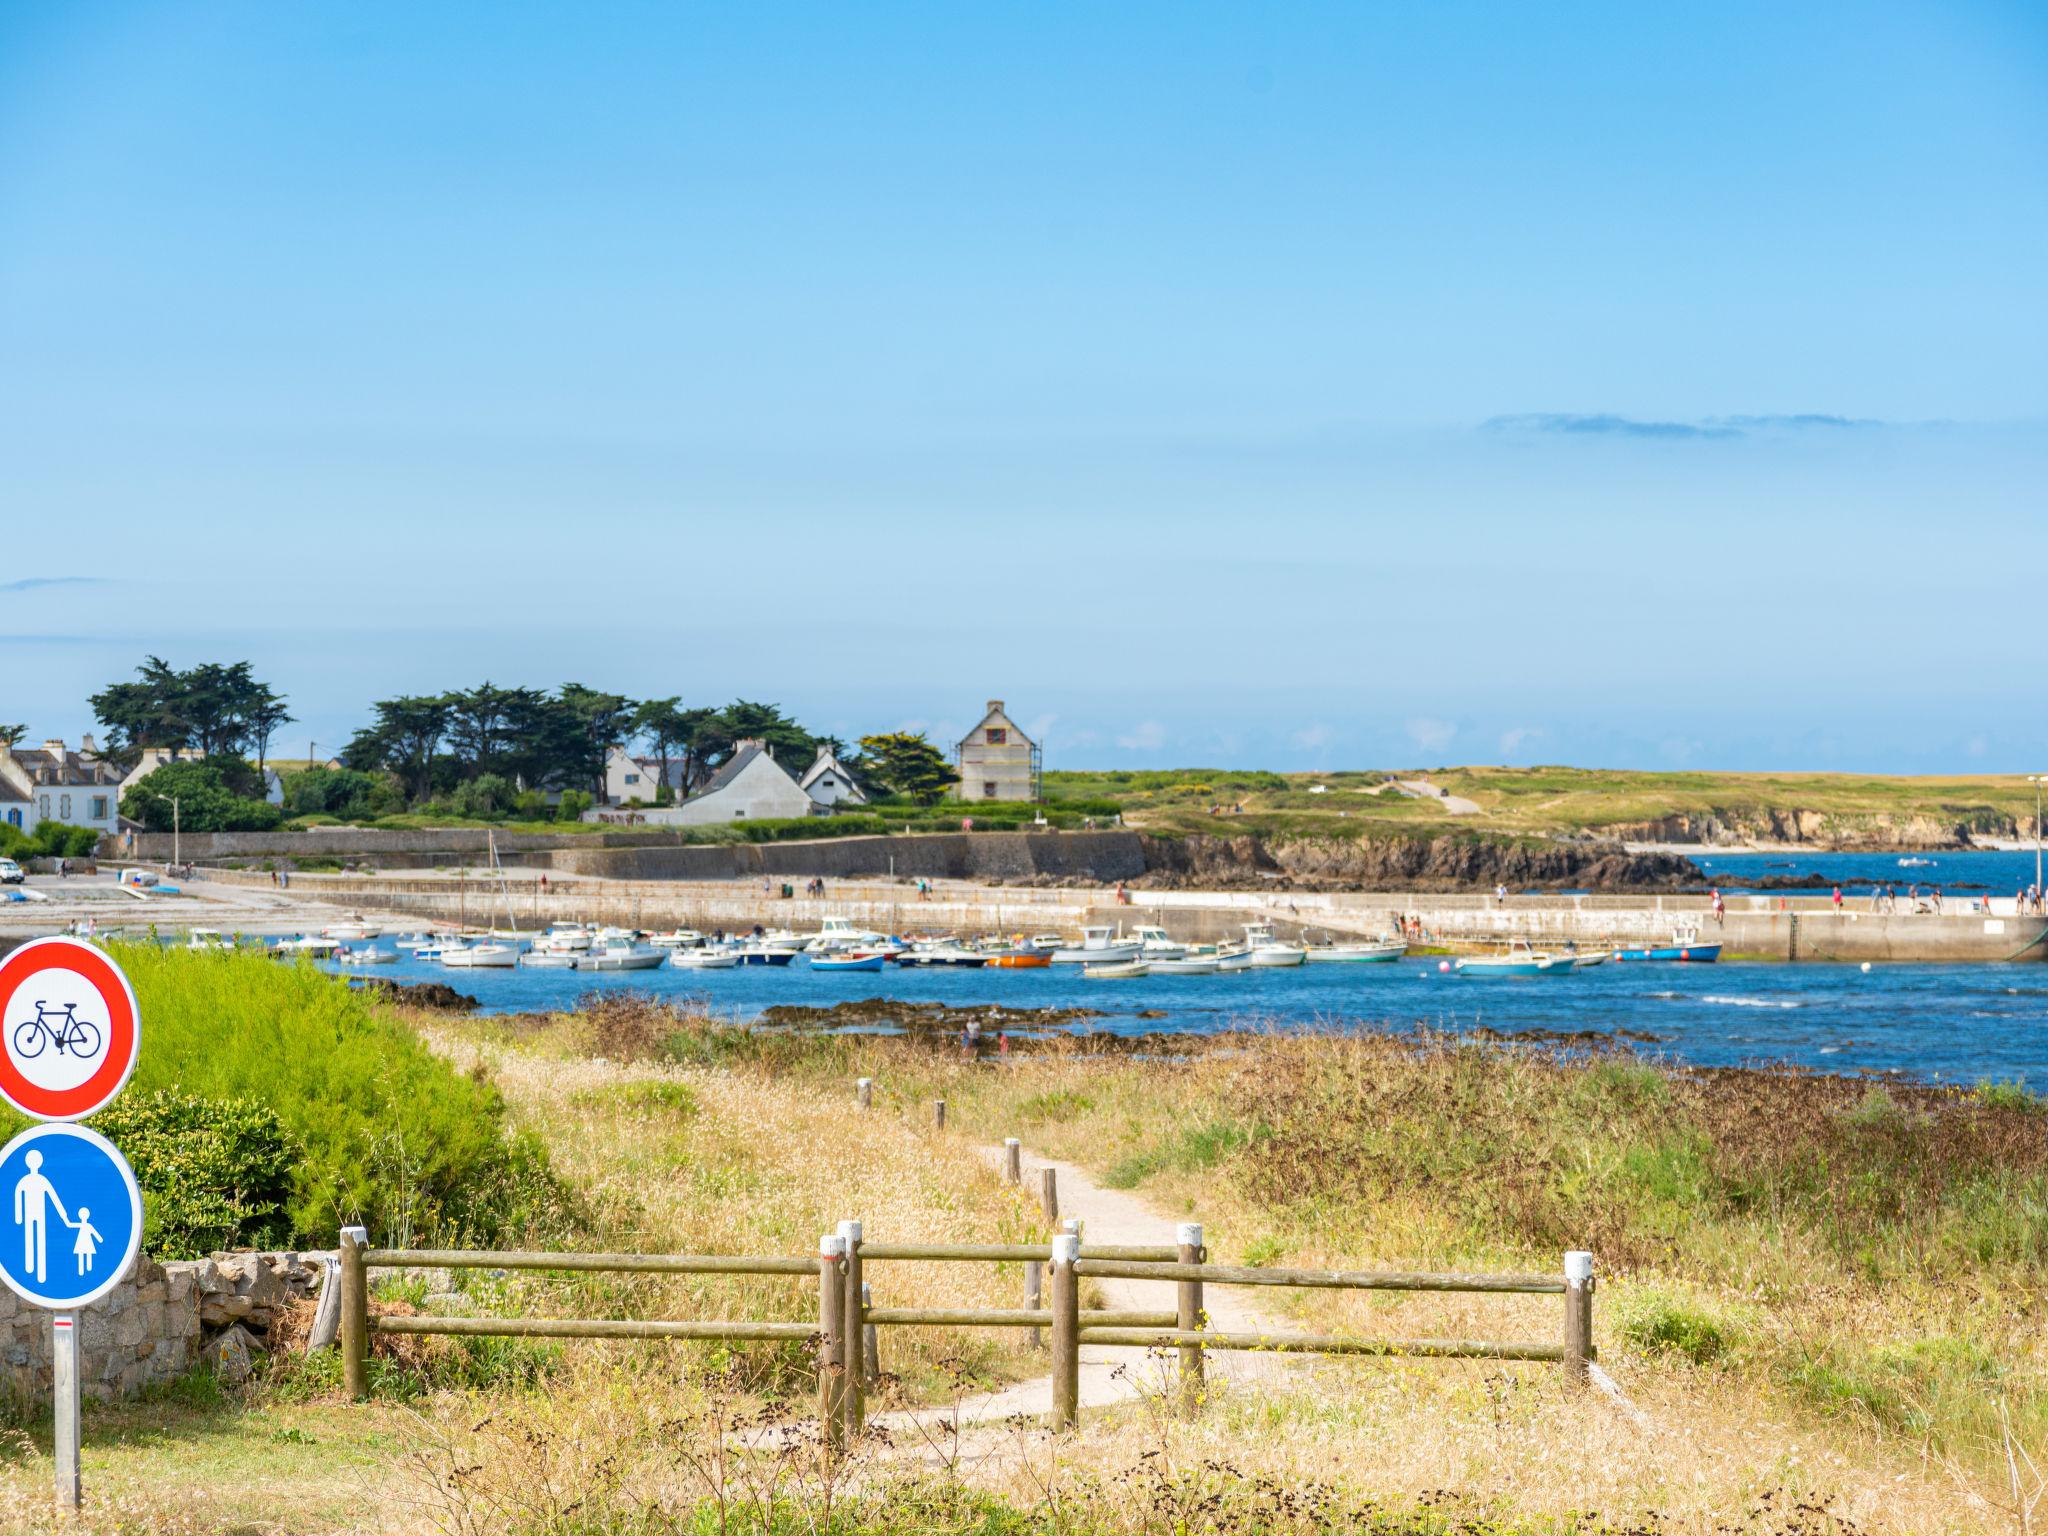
[1128,925,1189,962]
[1243,924,1308,968]
[734,944,800,966]
[1455,939,1576,977]
[672,948,740,970]
[336,947,398,966]
[1146,957,1219,975]
[1611,924,1721,963]
[518,949,580,968]
[1213,948,1257,972]
[646,929,703,949]
[272,935,341,958]
[805,918,889,954]
[895,945,988,969]
[1303,940,1406,964]
[1049,925,1141,965]
[185,930,234,952]
[322,914,383,941]
[984,950,1052,969]
[441,943,519,969]
[1083,960,1150,979]
[392,932,442,951]
[578,944,668,972]
[1569,951,1611,970]
[811,953,888,973]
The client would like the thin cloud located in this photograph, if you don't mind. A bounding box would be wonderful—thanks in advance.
[1499,725,1542,756]
[1291,723,1332,752]
[0,575,108,594]
[1116,720,1165,751]
[1406,717,1456,754]
[1483,412,1881,441]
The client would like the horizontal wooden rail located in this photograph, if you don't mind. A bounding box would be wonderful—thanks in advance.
[1075,1258,1565,1294]
[362,1249,817,1276]
[860,1242,1175,1263]
[865,1308,1177,1329]
[1076,1328,1577,1361]
[369,1316,815,1342]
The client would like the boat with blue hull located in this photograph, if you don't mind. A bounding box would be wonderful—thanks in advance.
[1612,924,1721,963]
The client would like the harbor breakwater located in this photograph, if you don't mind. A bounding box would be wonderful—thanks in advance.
[200,866,2048,962]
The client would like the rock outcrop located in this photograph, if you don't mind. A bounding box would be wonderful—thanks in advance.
[1136,834,1703,892]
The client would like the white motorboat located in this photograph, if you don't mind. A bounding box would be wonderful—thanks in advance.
[1455,939,1577,977]
[646,929,704,949]
[1303,940,1407,964]
[1049,925,1142,965]
[1146,957,1220,975]
[392,932,442,951]
[1128,925,1189,962]
[519,949,580,968]
[322,914,383,941]
[1213,947,1257,972]
[579,944,667,972]
[1083,960,1150,979]
[185,929,233,951]
[805,917,888,954]
[673,948,740,970]
[336,947,397,966]
[441,943,519,969]
[1243,924,1308,968]
[272,935,341,958]
[536,924,596,952]
[895,944,988,969]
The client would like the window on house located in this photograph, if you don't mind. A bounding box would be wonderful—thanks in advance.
[59,795,71,820]
[986,728,1007,744]
[91,797,108,820]
[625,773,640,785]
[6,810,18,828]
[983,782,998,798]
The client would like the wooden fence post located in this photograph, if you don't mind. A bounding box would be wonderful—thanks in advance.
[861,1283,880,1383]
[1040,1167,1059,1224]
[933,1098,946,1130]
[1563,1250,1594,1385]
[339,1226,369,1402]
[1023,1256,1044,1350]
[837,1220,865,1436]
[1050,1232,1080,1431]
[817,1235,847,1455]
[1176,1221,1205,1417]
[1004,1138,1022,1184]
[856,1077,873,1110]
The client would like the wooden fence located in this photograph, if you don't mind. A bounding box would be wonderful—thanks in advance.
[337,1226,1595,1442]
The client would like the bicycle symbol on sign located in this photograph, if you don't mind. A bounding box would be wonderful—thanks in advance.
[13,1002,103,1062]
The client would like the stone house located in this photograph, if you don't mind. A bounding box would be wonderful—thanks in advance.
[954,701,1040,802]
[799,747,867,809]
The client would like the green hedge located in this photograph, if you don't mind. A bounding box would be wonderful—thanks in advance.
[0,822,101,860]
[92,1090,298,1258]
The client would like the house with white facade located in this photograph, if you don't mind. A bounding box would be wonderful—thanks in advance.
[601,745,691,806]
[591,739,820,825]
[0,738,125,838]
[799,747,867,809]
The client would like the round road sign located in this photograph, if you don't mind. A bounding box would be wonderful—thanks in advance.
[0,938,141,1122]
[0,1123,144,1309]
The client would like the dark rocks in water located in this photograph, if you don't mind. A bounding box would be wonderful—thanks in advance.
[1135,833,1703,894]
[757,998,1103,1033]
[357,979,479,1012]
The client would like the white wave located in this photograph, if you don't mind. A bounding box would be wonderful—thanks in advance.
[1700,995,1803,1010]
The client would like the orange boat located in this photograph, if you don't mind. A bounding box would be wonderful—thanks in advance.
[984,950,1051,969]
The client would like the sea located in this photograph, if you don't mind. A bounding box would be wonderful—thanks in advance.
[328,849,2048,1093]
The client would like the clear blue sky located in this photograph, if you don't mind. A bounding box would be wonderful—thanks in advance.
[3,2,2044,772]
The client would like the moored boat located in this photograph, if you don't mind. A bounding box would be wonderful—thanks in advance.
[1455,939,1576,977]
[1303,940,1406,964]
[810,952,888,972]
[984,950,1052,969]
[579,944,668,971]
[1611,925,1721,963]
[673,948,740,970]
[1146,957,1220,975]
[441,942,519,969]
[1083,960,1151,979]
[1049,925,1141,964]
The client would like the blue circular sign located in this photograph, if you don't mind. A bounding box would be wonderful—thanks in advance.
[0,1124,143,1310]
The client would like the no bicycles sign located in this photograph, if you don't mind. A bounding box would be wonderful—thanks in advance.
[0,937,141,1121]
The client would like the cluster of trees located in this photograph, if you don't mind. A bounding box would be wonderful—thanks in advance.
[86,656,966,829]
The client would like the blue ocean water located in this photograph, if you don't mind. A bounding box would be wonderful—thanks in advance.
[334,948,2048,1090]
[1689,848,2046,894]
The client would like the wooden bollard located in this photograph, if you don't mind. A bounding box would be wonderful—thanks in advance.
[856,1077,873,1110]
[1563,1250,1594,1385]
[1040,1166,1059,1224]
[1049,1232,1080,1431]
[817,1235,847,1455]
[933,1098,946,1130]
[1176,1221,1205,1416]
[861,1282,880,1383]
[339,1225,369,1402]
[837,1220,865,1435]
[1004,1138,1022,1184]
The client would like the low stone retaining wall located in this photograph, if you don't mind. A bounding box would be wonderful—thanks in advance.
[0,1250,326,1404]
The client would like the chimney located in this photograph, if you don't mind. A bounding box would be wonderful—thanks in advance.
[42,739,64,754]
[81,733,96,756]
[988,700,1004,714]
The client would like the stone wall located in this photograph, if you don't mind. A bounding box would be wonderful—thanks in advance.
[540,830,1148,884]
[0,1250,325,1405]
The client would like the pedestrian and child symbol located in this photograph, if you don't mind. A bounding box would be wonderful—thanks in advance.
[0,1125,139,1309]
[13,1150,102,1283]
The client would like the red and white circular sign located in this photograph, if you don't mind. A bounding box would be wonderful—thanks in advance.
[0,938,140,1121]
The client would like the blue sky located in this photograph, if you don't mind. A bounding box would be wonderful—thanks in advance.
[3,2,2044,772]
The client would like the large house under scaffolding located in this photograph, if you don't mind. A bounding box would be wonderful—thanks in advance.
[953,700,1040,802]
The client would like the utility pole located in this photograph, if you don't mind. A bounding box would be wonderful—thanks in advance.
[2030,775,2046,895]
[171,797,180,871]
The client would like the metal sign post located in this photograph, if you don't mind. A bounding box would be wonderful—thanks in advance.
[52,1313,78,1509]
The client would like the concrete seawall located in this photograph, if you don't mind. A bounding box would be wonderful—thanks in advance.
[196,868,2048,962]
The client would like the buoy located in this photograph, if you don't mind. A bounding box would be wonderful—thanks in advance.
[1437,959,1452,973]
[1860,961,1872,974]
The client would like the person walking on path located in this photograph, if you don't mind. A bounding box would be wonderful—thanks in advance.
[1832,885,1843,914]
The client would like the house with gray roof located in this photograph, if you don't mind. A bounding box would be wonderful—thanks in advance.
[591,739,821,825]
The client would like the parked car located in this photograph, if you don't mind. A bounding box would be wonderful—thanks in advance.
[0,858,24,885]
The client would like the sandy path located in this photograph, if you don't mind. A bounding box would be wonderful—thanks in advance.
[874,1141,1296,1445]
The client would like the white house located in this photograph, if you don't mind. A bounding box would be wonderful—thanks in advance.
[0,738,125,838]
[602,745,691,806]
[592,739,820,825]
[799,747,867,809]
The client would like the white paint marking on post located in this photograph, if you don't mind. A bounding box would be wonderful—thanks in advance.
[1564,1250,1594,1283]
[1051,1233,1080,1266]
[1176,1222,1204,1249]
[52,1312,78,1509]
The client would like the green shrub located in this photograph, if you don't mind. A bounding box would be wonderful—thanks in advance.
[556,789,593,822]
[281,766,401,820]
[1622,1297,1739,1365]
[0,822,104,860]
[92,1090,298,1258]
[1973,1079,2047,1115]
[121,761,283,833]
[96,945,563,1250]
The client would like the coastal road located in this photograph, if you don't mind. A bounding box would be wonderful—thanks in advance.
[1392,779,1481,815]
